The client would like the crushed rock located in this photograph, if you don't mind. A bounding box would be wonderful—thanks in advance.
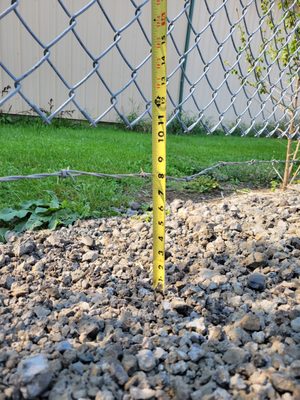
[0,188,300,399]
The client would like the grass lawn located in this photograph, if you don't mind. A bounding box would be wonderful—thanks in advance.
[0,121,286,218]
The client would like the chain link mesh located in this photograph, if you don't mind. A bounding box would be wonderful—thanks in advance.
[0,0,299,137]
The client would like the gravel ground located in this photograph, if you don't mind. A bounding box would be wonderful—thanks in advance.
[0,188,300,400]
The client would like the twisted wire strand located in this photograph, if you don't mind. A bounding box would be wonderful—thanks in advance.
[0,159,298,183]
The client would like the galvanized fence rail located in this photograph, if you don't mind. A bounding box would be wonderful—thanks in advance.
[0,0,299,138]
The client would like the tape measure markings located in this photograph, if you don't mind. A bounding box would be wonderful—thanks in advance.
[152,0,167,290]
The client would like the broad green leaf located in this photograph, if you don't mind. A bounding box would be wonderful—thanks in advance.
[14,220,28,233]
[45,191,60,209]
[0,228,8,243]
[0,193,78,236]
[21,199,47,209]
[49,197,60,210]
[51,209,78,226]
[48,217,60,230]
[24,214,49,231]
[62,214,78,226]
[34,207,50,214]
[0,208,29,222]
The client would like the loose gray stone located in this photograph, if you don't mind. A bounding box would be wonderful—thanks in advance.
[11,283,29,297]
[230,223,242,232]
[48,378,72,400]
[290,237,300,250]
[6,353,19,369]
[258,299,276,313]
[223,348,248,365]
[34,306,51,319]
[129,202,141,211]
[4,275,15,289]
[214,367,230,388]
[271,373,295,393]
[82,250,98,262]
[171,299,193,316]
[186,318,207,334]
[248,273,266,291]
[46,234,62,247]
[291,317,300,333]
[80,235,94,247]
[62,350,77,365]
[15,240,36,256]
[122,354,138,375]
[211,388,233,400]
[230,374,247,390]
[191,381,217,400]
[78,319,101,341]
[130,387,156,400]
[71,361,85,375]
[171,377,191,400]
[224,326,251,345]
[244,252,267,270]
[171,199,184,212]
[197,268,217,283]
[188,345,205,362]
[252,331,265,344]
[136,350,156,372]
[56,341,73,353]
[153,347,167,361]
[208,326,223,342]
[17,354,52,399]
[171,360,188,375]
[95,390,114,400]
[213,237,226,253]
[290,360,300,378]
[110,361,129,385]
[239,313,261,332]
[0,254,6,267]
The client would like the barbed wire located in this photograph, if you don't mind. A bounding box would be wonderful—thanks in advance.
[0,159,298,184]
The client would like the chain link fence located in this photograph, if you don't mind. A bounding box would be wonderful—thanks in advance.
[0,0,299,137]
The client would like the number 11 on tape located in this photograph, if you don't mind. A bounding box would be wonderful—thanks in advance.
[152,0,167,290]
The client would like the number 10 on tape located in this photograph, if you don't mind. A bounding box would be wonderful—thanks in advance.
[152,0,167,290]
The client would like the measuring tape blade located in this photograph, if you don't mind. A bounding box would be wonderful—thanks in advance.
[152,0,167,290]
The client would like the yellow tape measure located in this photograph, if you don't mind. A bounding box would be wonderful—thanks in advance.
[152,0,167,290]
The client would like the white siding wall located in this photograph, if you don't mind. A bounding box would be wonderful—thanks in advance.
[0,1,285,125]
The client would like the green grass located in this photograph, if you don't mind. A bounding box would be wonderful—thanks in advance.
[0,120,287,218]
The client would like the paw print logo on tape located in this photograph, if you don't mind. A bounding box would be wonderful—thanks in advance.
[154,96,166,108]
